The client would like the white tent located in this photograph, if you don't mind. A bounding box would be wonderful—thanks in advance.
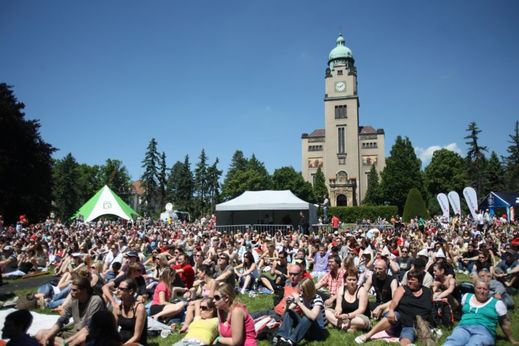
[215,190,317,226]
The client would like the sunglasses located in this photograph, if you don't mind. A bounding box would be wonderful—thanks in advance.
[213,295,224,301]
[288,272,301,276]
[200,305,211,311]
[118,287,130,292]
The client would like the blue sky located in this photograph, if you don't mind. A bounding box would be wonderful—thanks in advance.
[2,1,518,180]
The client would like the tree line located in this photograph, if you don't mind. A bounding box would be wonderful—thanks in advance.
[363,122,519,216]
[1,83,518,223]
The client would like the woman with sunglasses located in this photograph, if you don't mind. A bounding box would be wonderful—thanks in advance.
[173,298,219,346]
[180,264,217,332]
[214,283,257,346]
[234,251,258,295]
[150,268,186,322]
[113,278,147,345]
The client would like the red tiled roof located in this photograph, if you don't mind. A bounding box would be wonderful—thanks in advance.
[308,129,325,137]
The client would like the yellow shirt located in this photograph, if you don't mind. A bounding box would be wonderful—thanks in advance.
[184,317,218,345]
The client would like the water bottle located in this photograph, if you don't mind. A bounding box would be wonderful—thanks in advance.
[160,329,171,338]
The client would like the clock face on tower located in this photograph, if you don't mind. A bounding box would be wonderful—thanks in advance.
[335,81,346,93]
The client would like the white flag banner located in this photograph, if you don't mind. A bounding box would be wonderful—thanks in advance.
[463,187,478,219]
[437,193,450,218]
[448,191,462,216]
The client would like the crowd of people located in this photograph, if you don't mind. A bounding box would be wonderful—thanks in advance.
[0,211,518,346]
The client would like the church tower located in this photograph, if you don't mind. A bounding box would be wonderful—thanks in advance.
[302,34,385,207]
[323,34,360,206]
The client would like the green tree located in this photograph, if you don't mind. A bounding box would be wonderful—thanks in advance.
[167,155,194,213]
[363,165,381,205]
[379,136,424,213]
[140,138,160,216]
[52,153,81,220]
[0,83,55,224]
[207,158,222,211]
[271,166,315,202]
[504,121,519,192]
[76,163,102,202]
[99,159,132,199]
[402,188,428,222]
[222,150,249,199]
[424,149,468,196]
[312,167,328,204]
[222,152,271,200]
[157,152,168,209]
[464,122,488,196]
[485,151,506,193]
[194,149,209,216]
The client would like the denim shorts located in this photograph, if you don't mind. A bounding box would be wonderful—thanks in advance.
[385,311,416,342]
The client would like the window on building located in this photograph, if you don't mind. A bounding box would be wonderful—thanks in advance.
[361,141,378,149]
[337,70,343,75]
[338,157,346,165]
[362,155,378,166]
[335,105,347,119]
[308,145,323,152]
[338,127,345,153]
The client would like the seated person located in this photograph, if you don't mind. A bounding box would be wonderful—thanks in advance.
[494,249,519,288]
[431,261,459,326]
[104,261,122,283]
[150,268,185,322]
[36,278,105,346]
[443,279,519,346]
[0,246,19,275]
[102,263,146,307]
[234,251,259,294]
[214,283,257,346]
[364,259,398,318]
[310,244,330,280]
[1,309,39,346]
[112,278,147,345]
[355,270,433,346]
[86,310,122,346]
[315,255,344,307]
[274,278,327,345]
[213,253,236,288]
[173,297,218,346]
[258,250,288,294]
[325,268,370,332]
[478,268,515,310]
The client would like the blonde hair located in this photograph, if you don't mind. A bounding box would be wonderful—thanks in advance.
[159,267,176,293]
[297,278,316,302]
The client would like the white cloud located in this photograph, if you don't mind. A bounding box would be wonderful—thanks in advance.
[415,143,462,166]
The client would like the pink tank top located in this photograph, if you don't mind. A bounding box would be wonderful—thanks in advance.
[218,306,257,346]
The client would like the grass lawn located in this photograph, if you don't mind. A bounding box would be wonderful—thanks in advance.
[11,274,519,346]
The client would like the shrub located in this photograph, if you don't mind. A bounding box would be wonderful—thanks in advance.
[402,188,429,222]
[328,205,398,223]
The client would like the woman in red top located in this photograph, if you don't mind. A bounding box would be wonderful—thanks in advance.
[150,268,185,322]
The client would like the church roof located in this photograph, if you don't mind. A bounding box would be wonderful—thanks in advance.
[359,126,384,135]
[328,34,353,62]
[308,129,325,137]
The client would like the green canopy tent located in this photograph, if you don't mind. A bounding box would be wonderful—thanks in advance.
[72,185,138,222]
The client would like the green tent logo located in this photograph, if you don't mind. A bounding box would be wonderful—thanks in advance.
[103,201,112,209]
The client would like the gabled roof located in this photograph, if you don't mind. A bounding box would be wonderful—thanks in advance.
[308,129,325,137]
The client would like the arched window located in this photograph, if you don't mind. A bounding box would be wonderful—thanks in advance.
[336,194,347,206]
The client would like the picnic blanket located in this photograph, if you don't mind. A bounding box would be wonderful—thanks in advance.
[0,308,59,336]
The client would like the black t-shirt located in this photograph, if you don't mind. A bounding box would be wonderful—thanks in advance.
[397,286,433,327]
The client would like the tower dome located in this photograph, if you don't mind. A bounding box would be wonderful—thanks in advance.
[328,34,354,70]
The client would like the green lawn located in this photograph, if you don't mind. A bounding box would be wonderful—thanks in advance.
[13,275,519,346]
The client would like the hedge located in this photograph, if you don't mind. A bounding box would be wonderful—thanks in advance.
[328,205,398,223]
